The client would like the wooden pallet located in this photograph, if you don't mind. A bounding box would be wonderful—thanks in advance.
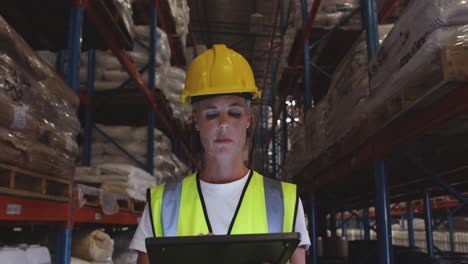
[296,45,468,182]
[76,183,131,212]
[368,45,468,136]
[0,163,71,202]
[78,191,131,210]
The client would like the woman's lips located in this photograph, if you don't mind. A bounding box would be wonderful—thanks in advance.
[215,139,232,144]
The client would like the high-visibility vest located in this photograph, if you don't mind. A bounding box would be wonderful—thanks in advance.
[147,170,298,237]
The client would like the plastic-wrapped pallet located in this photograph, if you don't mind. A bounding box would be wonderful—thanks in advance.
[0,16,79,178]
[79,26,170,91]
[283,99,329,181]
[293,0,361,30]
[114,0,135,40]
[283,124,306,181]
[371,25,468,106]
[317,0,361,29]
[76,184,130,214]
[369,0,468,97]
[166,0,190,47]
[75,163,156,202]
[89,124,176,166]
[325,24,393,147]
[79,50,166,92]
[77,124,189,199]
[99,163,156,201]
[163,66,192,125]
[283,25,392,180]
[133,26,172,68]
[304,99,329,161]
[79,26,191,126]
[77,153,186,195]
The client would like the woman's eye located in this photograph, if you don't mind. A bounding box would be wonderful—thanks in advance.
[229,112,241,118]
[206,113,218,120]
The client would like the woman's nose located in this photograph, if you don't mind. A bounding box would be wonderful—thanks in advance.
[218,115,229,130]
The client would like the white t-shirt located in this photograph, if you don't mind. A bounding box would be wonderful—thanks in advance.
[130,171,311,252]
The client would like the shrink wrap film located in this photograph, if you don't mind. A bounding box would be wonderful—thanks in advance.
[0,126,75,178]
[0,17,78,109]
[0,17,79,178]
[0,96,78,157]
[370,0,468,94]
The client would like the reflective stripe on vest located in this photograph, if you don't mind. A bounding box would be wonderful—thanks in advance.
[160,180,183,236]
[148,171,297,237]
[264,176,284,233]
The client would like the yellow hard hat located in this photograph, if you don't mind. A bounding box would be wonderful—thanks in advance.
[180,44,261,105]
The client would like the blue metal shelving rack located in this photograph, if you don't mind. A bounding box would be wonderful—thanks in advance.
[256,0,468,263]
[79,0,158,173]
[55,0,199,262]
[0,1,150,259]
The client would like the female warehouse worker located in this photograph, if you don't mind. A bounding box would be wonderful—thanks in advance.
[130,44,310,264]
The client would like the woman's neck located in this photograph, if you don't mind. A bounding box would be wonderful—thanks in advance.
[200,154,249,184]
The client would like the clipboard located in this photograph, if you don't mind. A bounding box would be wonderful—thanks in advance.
[145,232,301,264]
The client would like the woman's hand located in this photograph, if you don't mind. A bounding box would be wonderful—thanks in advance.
[261,246,306,264]
[136,251,150,264]
[290,246,306,264]
[197,232,214,236]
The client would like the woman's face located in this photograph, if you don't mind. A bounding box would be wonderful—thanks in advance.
[193,95,251,159]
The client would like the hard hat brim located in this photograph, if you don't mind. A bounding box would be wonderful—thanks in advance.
[180,89,261,105]
[190,92,254,104]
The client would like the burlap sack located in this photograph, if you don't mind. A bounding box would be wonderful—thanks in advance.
[71,230,114,262]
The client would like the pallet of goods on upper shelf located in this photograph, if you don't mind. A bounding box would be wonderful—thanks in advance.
[0,16,80,184]
[75,163,159,205]
[132,0,189,43]
[75,124,190,212]
[368,0,468,132]
[76,183,131,214]
[294,0,410,30]
[76,181,144,213]
[296,0,362,30]
[77,124,190,181]
[132,0,189,65]
[75,183,145,215]
[285,0,468,181]
[0,0,135,51]
[283,24,393,181]
[62,25,191,127]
